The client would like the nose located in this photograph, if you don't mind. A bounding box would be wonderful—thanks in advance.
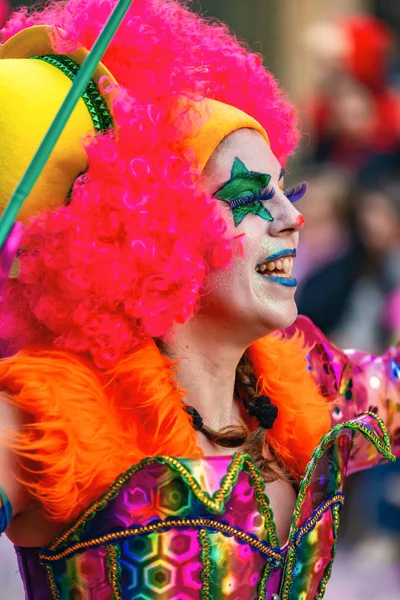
[268,193,305,236]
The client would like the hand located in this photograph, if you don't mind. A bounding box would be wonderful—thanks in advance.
[0,222,23,302]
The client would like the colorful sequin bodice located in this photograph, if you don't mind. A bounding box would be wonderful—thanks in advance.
[12,319,400,599]
[17,455,285,599]
[16,415,394,600]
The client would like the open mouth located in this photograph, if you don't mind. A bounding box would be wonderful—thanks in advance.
[256,249,297,287]
[256,256,294,278]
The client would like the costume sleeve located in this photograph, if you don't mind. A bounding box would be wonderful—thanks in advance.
[283,316,400,474]
[0,486,12,534]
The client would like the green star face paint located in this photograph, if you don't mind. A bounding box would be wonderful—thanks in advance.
[215,158,274,227]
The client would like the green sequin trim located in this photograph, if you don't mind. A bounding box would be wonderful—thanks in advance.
[45,413,392,596]
[316,504,340,599]
[293,412,393,543]
[30,54,113,132]
[44,564,61,600]
[245,459,280,548]
[280,545,296,600]
[199,529,212,600]
[294,494,344,546]
[41,517,282,563]
[280,413,394,600]
[107,544,122,600]
[257,561,271,600]
[48,452,281,552]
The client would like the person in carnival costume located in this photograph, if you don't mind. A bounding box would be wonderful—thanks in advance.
[0,1,399,598]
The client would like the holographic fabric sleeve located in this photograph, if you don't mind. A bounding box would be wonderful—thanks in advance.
[0,485,12,534]
[285,316,400,472]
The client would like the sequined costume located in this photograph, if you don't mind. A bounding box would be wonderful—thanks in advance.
[12,317,400,600]
[0,2,399,599]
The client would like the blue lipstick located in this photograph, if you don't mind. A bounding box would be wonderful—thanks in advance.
[264,248,296,262]
[263,275,297,288]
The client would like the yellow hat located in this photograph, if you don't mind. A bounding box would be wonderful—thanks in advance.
[0,26,269,224]
[0,25,116,222]
[187,99,270,171]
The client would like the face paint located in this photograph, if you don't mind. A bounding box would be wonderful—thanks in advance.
[284,182,308,204]
[199,129,302,340]
[215,158,274,227]
[296,214,306,229]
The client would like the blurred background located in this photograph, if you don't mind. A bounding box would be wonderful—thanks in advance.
[1,0,399,598]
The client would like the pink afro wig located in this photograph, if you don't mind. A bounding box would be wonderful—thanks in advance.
[0,0,9,28]
[0,0,299,368]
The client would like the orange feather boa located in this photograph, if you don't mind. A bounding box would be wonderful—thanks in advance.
[0,329,330,522]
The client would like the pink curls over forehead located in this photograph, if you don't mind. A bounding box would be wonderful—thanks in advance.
[1,0,299,366]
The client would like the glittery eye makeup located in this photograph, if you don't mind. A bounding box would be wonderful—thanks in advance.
[228,185,275,209]
[284,181,308,203]
[215,158,274,227]
[214,158,308,227]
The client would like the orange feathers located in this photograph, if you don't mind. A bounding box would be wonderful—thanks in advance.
[0,331,329,521]
[0,343,201,522]
[249,330,331,478]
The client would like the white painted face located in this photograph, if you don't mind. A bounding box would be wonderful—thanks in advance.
[199,128,305,344]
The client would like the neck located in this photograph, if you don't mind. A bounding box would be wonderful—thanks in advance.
[166,314,249,431]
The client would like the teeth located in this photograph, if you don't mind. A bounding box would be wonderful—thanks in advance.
[257,255,294,276]
[283,257,290,271]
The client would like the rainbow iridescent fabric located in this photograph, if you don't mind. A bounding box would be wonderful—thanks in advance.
[15,317,400,600]
[288,316,400,473]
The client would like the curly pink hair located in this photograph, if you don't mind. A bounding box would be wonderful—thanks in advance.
[0,0,299,367]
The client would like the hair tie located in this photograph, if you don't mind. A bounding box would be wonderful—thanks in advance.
[184,405,204,431]
[247,396,278,430]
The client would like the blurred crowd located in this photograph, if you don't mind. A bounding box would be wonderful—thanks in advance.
[298,15,400,348]
[0,2,399,599]
[296,13,400,599]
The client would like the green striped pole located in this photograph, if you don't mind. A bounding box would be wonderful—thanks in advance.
[0,0,133,249]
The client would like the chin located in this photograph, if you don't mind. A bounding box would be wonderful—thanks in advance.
[258,301,298,336]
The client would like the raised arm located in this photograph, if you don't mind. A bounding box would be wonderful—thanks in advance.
[283,316,400,473]
[0,224,30,534]
[0,392,30,537]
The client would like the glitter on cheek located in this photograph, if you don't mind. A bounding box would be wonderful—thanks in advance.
[251,274,298,333]
[242,222,298,329]
[253,274,282,309]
